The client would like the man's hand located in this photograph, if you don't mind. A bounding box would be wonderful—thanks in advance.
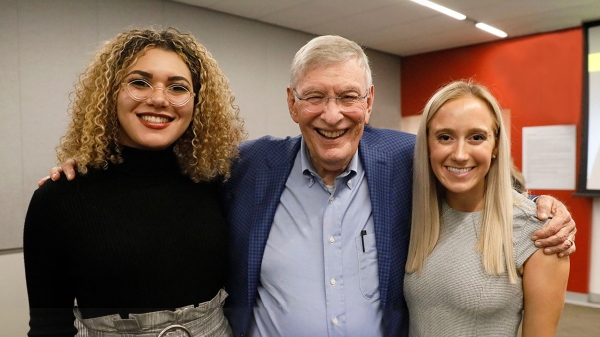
[37,159,77,187]
[531,195,576,257]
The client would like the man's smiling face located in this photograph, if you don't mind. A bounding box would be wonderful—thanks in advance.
[287,58,373,182]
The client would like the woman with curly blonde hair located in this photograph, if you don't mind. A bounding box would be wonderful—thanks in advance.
[58,27,244,182]
[24,27,244,336]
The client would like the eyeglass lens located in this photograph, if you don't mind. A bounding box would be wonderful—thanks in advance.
[296,90,367,112]
[126,79,192,106]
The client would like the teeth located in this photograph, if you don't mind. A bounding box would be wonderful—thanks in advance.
[447,167,472,174]
[140,115,170,123]
[319,130,345,138]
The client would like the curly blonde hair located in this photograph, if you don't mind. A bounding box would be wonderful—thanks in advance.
[57,27,246,182]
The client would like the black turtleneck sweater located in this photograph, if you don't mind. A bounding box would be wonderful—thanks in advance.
[23,146,228,337]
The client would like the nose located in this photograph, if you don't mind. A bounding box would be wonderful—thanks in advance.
[145,87,169,107]
[451,140,469,162]
[321,98,344,124]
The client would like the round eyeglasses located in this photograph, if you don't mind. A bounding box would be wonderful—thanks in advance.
[292,88,368,113]
[122,79,195,107]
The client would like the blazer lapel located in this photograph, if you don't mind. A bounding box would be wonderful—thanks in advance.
[359,136,394,308]
[247,137,301,306]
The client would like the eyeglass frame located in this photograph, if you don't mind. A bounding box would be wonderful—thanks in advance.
[121,79,195,107]
[292,88,369,112]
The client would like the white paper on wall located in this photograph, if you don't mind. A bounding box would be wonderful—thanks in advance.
[522,124,577,190]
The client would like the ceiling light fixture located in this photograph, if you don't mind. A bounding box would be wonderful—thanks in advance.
[410,0,508,38]
[410,0,466,20]
[475,22,508,38]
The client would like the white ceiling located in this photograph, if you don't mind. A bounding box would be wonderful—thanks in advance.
[172,0,600,56]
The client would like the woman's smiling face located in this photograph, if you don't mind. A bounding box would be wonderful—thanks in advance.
[427,95,498,211]
[117,48,194,150]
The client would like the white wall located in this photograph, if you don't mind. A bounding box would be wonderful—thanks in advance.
[0,0,401,335]
[0,251,28,337]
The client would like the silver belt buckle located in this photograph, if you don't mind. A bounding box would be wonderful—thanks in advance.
[157,324,192,337]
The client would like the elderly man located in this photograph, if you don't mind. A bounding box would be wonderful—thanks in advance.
[48,35,576,337]
[221,35,576,337]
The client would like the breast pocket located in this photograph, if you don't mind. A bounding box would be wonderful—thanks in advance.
[355,233,380,300]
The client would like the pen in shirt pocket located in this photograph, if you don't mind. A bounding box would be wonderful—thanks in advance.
[361,230,366,252]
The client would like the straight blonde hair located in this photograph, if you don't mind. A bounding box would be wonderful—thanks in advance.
[405,80,522,283]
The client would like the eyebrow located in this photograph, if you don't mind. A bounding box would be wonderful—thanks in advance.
[430,127,491,135]
[300,87,363,95]
[125,70,192,85]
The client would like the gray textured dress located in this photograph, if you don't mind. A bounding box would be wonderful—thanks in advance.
[404,192,544,336]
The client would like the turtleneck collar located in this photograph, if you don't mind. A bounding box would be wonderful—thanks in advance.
[111,145,180,177]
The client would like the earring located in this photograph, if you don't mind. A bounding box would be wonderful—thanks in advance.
[492,154,497,159]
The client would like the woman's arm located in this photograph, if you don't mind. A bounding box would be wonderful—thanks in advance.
[24,186,77,336]
[521,248,570,337]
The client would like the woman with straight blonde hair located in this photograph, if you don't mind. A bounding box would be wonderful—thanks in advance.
[404,80,569,336]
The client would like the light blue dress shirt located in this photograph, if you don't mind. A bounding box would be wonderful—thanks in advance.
[248,140,383,337]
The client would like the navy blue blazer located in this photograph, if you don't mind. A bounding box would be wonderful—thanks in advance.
[223,126,416,337]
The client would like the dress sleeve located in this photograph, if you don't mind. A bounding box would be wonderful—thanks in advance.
[23,183,77,336]
[512,192,547,271]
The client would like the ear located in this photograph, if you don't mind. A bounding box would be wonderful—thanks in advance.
[364,85,374,124]
[287,87,300,124]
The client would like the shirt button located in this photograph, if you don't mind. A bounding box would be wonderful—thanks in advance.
[329,236,335,243]
[329,196,334,202]
[332,317,338,325]
[330,278,336,285]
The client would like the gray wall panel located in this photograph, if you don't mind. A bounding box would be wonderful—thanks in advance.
[0,2,399,334]
[0,0,23,250]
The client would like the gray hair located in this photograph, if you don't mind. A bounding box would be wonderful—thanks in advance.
[289,35,372,89]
